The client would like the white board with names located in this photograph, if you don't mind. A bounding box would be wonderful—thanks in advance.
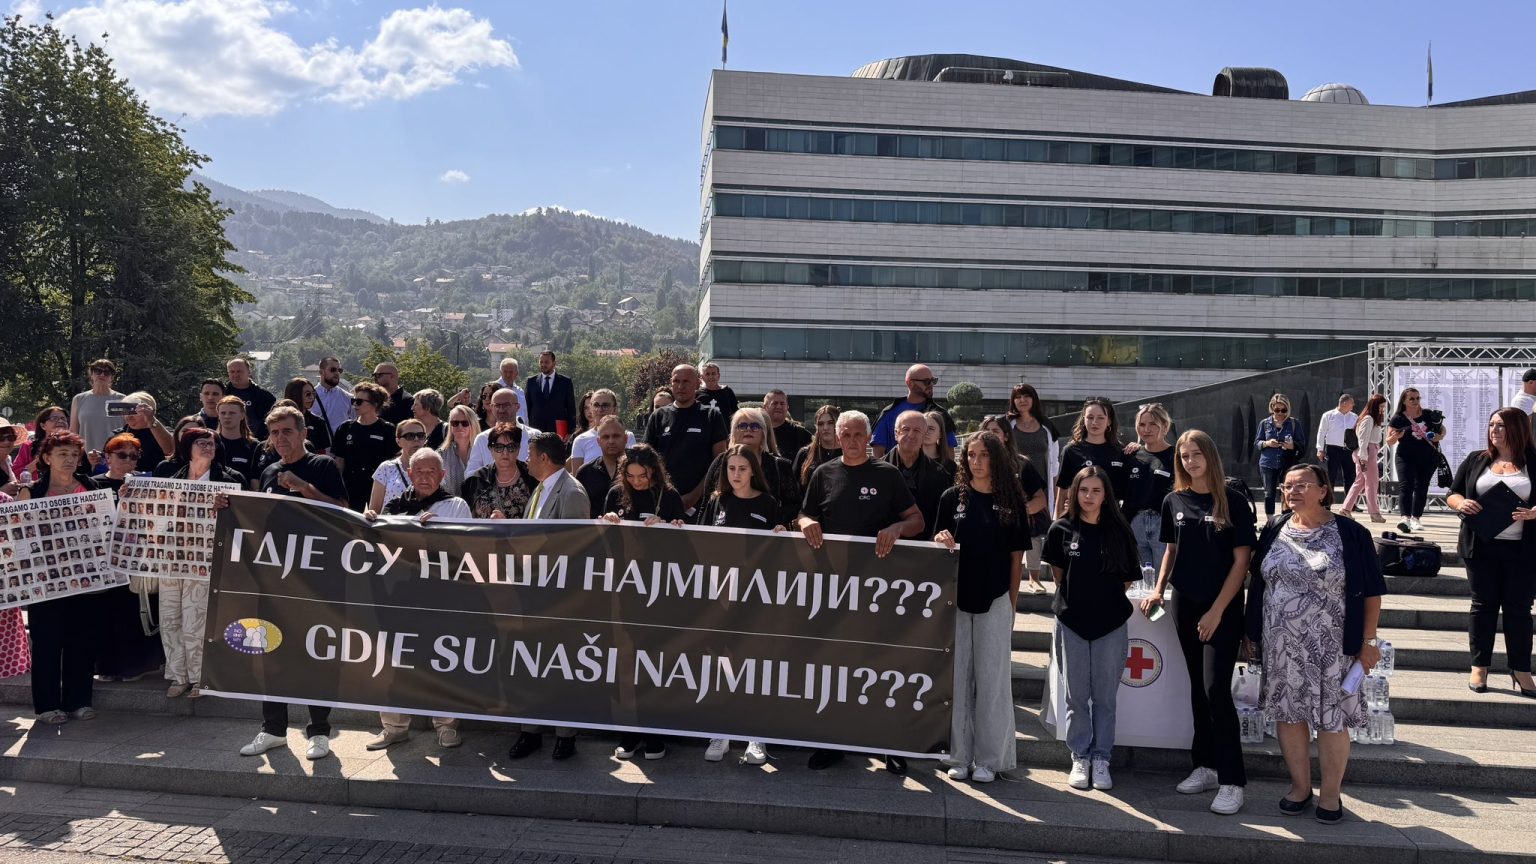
[1392,366,1503,494]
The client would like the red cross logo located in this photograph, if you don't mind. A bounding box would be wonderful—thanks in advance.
[1122,638,1161,688]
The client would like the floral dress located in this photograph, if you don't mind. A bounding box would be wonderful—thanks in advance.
[1259,518,1365,732]
[0,491,30,678]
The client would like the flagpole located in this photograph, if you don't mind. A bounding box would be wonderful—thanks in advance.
[1426,42,1433,107]
[721,0,729,70]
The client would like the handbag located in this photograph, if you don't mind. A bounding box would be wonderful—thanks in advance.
[1231,662,1262,709]
[1435,450,1454,488]
[128,574,159,595]
[1344,427,1360,452]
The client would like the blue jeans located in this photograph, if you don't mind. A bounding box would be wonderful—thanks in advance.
[1130,510,1164,572]
[1056,620,1129,761]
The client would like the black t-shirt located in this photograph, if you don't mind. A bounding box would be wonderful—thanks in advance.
[602,485,686,522]
[935,487,1030,614]
[258,453,347,502]
[793,445,841,484]
[1018,458,1046,499]
[111,426,166,475]
[800,459,916,538]
[1124,447,1176,517]
[331,419,399,510]
[305,412,333,453]
[642,402,728,496]
[772,422,813,461]
[1388,412,1439,460]
[698,386,739,419]
[1159,487,1258,605]
[704,491,779,530]
[381,389,415,426]
[225,383,276,439]
[1042,518,1135,640]
[424,421,446,451]
[1056,440,1131,506]
[575,460,618,518]
[215,434,260,479]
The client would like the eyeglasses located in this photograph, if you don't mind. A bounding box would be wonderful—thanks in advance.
[90,369,114,377]
[0,431,15,441]
[910,377,939,386]
[399,432,426,441]
[1279,482,1318,493]
[110,451,140,461]
[490,443,518,453]
[350,398,373,406]
[735,422,764,432]
[192,440,217,450]
[449,420,472,428]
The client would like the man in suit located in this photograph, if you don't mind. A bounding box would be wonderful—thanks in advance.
[525,351,577,438]
[506,431,590,761]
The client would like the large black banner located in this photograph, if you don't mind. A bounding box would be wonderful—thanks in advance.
[202,493,957,757]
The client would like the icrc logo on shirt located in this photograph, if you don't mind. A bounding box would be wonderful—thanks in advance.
[1174,511,1186,526]
[859,486,878,501]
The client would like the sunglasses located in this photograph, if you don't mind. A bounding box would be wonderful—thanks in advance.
[910,377,939,386]
[350,398,374,406]
[449,420,472,428]
[490,443,518,453]
[110,451,140,461]
[398,432,426,442]
[0,431,15,441]
[735,422,764,432]
[1272,407,1289,414]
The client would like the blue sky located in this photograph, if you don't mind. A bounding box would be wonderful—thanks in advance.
[20,0,1536,239]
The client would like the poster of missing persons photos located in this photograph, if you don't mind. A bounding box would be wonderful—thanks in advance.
[0,490,120,608]
[110,477,238,583]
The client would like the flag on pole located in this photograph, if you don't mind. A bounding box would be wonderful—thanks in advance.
[721,1,729,66]
[1427,43,1433,104]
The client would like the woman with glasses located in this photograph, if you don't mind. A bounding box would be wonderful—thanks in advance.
[282,377,332,453]
[1387,387,1445,533]
[568,389,632,473]
[0,418,23,497]
[696,408,798,529]
[92,432,167,684]
[1247,463,1386,824]
[109,392,175,475]
[1255,394,1304,517]
[460,422,535,519]
[793,405,841,489]
[438,405,481,497]
[13,406,70,480]
[331,381,399,511]
[161,426,246,698]
[412,389,447,450]
[367,419,430,514]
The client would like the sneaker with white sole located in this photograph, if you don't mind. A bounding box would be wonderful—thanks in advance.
[1211,784,1245,815]
[1409,518,1424,532]
[305,735,331,760]
[704,738,729,762]
[970,765,996,783]
[239,731,285,757]
[1176,766,1219,794]
[1091,758,1113,790]
[946,765,970,781]
[1068,757,1091,790]
[742,741,767,765]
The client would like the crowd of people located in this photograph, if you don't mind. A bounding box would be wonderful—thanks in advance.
[3,353,1534,826]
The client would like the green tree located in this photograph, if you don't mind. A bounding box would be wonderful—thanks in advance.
[620,348,697,426]
[363,340,468,402]
[947,381,985,424]
[557,350,624,412]
[0,16,250,416]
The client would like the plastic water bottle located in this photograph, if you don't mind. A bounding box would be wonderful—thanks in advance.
[1348,726,1360,743]
[1264,718,1277,739]
[1376,641,1395,677]
[1359,714,1378,745]
[1378,708,1395,745]
[1140,565,1157,593]
[19,470,31,486]
[1237,707,1265,744]
[1363,674,1390,709]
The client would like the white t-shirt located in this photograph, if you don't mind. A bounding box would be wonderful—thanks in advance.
[1476,466,1531,541]
[1510,390,1536,417]
[569,428,635,465]
[371,458,412,510]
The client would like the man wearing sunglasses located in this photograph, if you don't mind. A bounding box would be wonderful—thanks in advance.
[871,363,957,459]
[465,389,540,473]
[373,363,415,426]
[311,356,354,436]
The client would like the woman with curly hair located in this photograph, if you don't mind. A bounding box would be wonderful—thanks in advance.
[601,444,685,526]
[933,431,1030,783]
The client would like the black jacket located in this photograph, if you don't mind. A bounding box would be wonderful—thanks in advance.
[1246,513,1387,657]
[524,373,577,436]
[171,462,248,488]
[1447,447,1536,560]
[881,449,951,541]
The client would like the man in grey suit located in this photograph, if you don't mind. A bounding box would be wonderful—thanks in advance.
[506,431,591,761]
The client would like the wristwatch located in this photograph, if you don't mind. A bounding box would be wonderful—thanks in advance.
[1364,638,1381,648]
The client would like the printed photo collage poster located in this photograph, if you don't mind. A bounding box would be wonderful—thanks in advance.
[1392,366,1504,494]
[0,490,121,609]
[110,477,239,584]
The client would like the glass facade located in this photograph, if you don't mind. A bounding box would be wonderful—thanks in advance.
[714,125,1536,182]
[710,259,1536,301]
[712,192,1536,238]
[702,324,1366,370]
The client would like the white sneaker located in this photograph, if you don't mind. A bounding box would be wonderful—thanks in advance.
[1211,784,1245,815]
[970,765,995,783]
[1068,757,1091,790]
[742,741,768,765]
[1176,766,1219,794]
[305,735,331,760]
[239,731,285,757]
[946,765,970,781]
[1091,758,1113,790]
[1408,518,1423,532]
[704,738,729,762]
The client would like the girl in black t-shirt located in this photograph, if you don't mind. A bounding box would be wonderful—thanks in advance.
[1141,430,1256,814]
[794,404,842,489]
[1055,397,1132,518]
[934,431,1030,784]
[699,444,782,533]
[601,444,685,526]
[1042,465,1138,792]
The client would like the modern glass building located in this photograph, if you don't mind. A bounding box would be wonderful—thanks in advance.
[697,55,1536,412]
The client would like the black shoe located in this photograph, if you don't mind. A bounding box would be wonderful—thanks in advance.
[1469,681,1489,693]
[506,732,542,760]
[807,749,844,770]
[1314,803,1345,824]
[1513,676,1536,698]
[1396,520,1412,533]
[614,734,641,760]
[1278,791,1312,816]
[551,735,577,760]
[642,739,667,760]
[884,754,908,775]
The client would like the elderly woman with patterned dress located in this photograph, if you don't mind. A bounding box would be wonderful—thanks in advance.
[460,422,535,519]
[1247,462,1386,824]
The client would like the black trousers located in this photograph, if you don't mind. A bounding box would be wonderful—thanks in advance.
[29,593,101,714]
[1395,450,1437,519]
[1325,446,1357,493]
[1467,540,1536,673]
[1174,594,1247,787]
[261,701,332,738]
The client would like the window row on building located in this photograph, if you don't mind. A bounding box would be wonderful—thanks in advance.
[702,324,1369,370]
[713,124,1536,181]
[711,192,1536,238]
[709,259,1536,301]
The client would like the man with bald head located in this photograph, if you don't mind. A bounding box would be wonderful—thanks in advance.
[882,410,951,540]
[465,388,540,472]
[871,363,957,458]
[373,362,415,426]
[642,364,728,513]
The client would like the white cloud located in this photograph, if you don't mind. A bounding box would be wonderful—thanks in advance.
[439,169,469,184]
[22,0,517,118]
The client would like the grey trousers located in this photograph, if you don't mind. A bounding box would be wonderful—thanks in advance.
[949,594,1017,772]
[380,712,459,735]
